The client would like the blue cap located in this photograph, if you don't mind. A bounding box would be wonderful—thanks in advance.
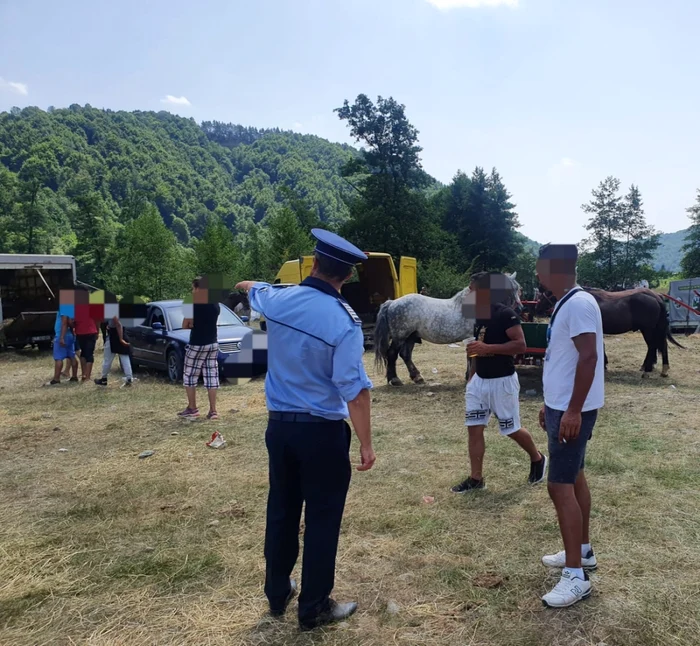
[311,228,368,266]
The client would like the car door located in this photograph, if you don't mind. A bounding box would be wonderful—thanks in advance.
[128,305,153,363]
[144,306,168,367]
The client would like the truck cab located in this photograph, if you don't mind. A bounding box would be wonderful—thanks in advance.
[269,253,418,348]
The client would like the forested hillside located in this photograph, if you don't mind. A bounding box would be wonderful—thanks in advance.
[0,105,356,256]
[1,101,691,299]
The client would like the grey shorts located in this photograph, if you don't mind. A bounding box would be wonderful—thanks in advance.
[545,406,598,484]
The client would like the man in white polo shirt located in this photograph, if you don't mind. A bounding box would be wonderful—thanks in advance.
[536,244,605,609]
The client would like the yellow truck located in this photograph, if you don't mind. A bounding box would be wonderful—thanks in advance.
[263,253,418,349]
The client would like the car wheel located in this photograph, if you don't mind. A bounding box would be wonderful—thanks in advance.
[167,349,184,383]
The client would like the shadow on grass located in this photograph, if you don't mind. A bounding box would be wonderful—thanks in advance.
[0,588,52,626]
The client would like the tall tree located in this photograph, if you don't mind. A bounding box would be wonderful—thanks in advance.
[108,205,194,300]
[16,149,60,253]
[266,207,314,273]
[581,177,624,288]
[681,190,700,278]
[71,192,114,286]
[194,217,239,281]
[440,168,522,272]
[335,94,440,260]
[581,178,659,288]
[618,184,659,288]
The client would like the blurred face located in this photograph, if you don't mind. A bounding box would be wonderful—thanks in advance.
[536,259,575,295]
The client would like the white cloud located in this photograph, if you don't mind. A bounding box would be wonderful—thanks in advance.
[547,157,578,184]
[161,95,191,106]
[0,78,29,96]
[425,0,518,9]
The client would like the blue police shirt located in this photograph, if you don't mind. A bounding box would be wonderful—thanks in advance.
[249,277,373,420]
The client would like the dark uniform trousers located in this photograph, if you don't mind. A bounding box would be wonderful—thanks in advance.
[264,415,352,624]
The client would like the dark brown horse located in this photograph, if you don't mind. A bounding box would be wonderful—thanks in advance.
[224,291,251,318]
[536,287,683,376]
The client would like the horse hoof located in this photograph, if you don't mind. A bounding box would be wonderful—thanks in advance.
[389,378,404,387]
[641,372,650,379]
[413,376,425,385]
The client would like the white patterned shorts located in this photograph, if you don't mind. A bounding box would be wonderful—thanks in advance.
[465,373,521,435]
[183,343,220,389]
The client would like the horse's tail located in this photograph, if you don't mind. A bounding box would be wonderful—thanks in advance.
[374,300,393,372]
[667,328,685,349]
[658,298,685,349]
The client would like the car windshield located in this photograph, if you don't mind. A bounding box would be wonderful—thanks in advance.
[166,304,242,330]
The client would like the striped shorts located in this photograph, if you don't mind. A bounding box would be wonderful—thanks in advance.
[183,343,220,389]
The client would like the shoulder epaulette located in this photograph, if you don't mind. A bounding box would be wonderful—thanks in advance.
[338,299,362,325]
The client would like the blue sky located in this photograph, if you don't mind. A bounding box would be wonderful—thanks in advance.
[1,0,699,244]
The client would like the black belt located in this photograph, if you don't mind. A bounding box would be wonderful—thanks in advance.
[269,412,335,424]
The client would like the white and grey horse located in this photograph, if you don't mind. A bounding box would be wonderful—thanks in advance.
[374,272,521,386]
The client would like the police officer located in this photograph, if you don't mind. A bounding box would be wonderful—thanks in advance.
[235,229,376,631]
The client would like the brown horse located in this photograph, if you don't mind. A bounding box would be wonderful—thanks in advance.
[224,291,251,318]
[536,287,683,376]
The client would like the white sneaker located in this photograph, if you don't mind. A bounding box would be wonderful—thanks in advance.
[542,570,591,608]
[542,549,597,571]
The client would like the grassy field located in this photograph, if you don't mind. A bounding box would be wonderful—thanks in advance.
[1,333,699,646]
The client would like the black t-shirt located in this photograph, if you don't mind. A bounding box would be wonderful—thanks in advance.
[189,303,220,346]
[474,304,521,379]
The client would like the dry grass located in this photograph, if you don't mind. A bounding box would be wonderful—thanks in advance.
[0,333,699,646]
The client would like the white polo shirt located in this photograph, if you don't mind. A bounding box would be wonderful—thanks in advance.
[543,289,605,413]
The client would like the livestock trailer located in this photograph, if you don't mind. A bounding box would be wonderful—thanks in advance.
[0,254,77,349]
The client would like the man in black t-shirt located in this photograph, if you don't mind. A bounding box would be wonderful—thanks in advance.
[179,276,221,420]
[452,272,547,493]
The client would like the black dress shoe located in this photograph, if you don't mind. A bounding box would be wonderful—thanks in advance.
[270,579,297,618]
[299,599,358,631]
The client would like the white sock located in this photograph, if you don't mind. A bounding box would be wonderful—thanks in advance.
[581,543,592,557]
[563,566,585,581]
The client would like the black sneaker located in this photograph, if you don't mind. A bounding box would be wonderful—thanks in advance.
[94,378,108,386]
[451,477,485,493]
[528,453,548,485]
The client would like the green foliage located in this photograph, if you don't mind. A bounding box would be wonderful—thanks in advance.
[194,217,239,285]
[440,168,522,273]
[581,177,659,288]
[108,205,194,300]
[652,228,690,272]
[418,258,475,299]
[505,251,537,299]
[336,94,444,263]
[0,105,356,275]
[681,191,700,278]
[265,207,314,274]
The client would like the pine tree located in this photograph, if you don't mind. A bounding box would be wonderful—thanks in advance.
[266,207,314,273]
[618,185,659,288]
[582,177,624,288]
[681,190,700,278]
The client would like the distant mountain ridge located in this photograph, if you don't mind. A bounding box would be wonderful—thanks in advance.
[517,229,689,273]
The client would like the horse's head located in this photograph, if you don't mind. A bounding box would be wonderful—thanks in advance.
[503,272,522,310]
[225,290,250,311]
[462,271,522,321]
[535,289,557,316]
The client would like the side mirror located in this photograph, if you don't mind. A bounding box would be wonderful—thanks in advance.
[240,316,250,323]
[152,322,163,331]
